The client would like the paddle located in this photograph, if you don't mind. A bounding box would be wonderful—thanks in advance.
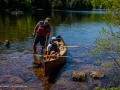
[39,46,79,48]
[60,46,79,48]
[28,54,72,58]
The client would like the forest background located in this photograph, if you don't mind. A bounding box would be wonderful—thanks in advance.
[0,0,113,11]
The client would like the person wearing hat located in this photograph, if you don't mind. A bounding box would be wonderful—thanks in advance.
[33,18,51,54]
[46,37,60,60]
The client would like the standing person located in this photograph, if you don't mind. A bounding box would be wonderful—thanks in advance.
[33,18,51,54]
[46,37,60,61]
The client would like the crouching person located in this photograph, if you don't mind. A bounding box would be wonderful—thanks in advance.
[46,37,60,61]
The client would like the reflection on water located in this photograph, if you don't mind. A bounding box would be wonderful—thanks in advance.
[0,10,105,42]
[32,55,51,90]
[32,55,66,90]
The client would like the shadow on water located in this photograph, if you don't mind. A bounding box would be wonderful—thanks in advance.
[31,55,52,90]
[48,61,66,83]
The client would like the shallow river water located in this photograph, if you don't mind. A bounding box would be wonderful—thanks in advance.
[0,10,119,90]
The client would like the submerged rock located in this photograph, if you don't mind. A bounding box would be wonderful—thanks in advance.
[0,75,24,83]
[72,71,87,82]
[90,71,104,79]
[0,57,6,60]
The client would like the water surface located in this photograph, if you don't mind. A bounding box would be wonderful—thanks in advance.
[0,10,118,90]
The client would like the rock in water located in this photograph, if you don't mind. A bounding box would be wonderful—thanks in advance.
[4,40,10,47]
[90,71,104,79]
[72,71,87,81]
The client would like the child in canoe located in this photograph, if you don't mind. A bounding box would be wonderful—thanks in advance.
[46,37,60,61]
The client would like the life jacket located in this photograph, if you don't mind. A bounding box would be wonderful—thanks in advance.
[50,44,58,52]
[36,26,45,36]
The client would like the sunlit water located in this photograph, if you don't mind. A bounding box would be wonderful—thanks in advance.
[0,10,119,90]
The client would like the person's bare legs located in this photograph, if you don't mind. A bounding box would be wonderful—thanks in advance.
[50,51,57,58]
[56,53,60,58]
[46,51,58,61]
[33,44,37,54]
[50,51,55,55]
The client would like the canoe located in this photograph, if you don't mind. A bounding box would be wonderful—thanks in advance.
[11,11,24,15]
[41,35,67,76]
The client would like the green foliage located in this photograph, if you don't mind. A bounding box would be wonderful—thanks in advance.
[68,0,92,10]
[0,0,93,11]
[2,0,120,10]
[89,27,115,56]
[94,85,120,90]
[90,0,116,9]
[103,86,120,90]
[93,86,101,90]
[23,0,32,8]
[90,1,120,84]
[93,60,101,65]
[51,0,63,9]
